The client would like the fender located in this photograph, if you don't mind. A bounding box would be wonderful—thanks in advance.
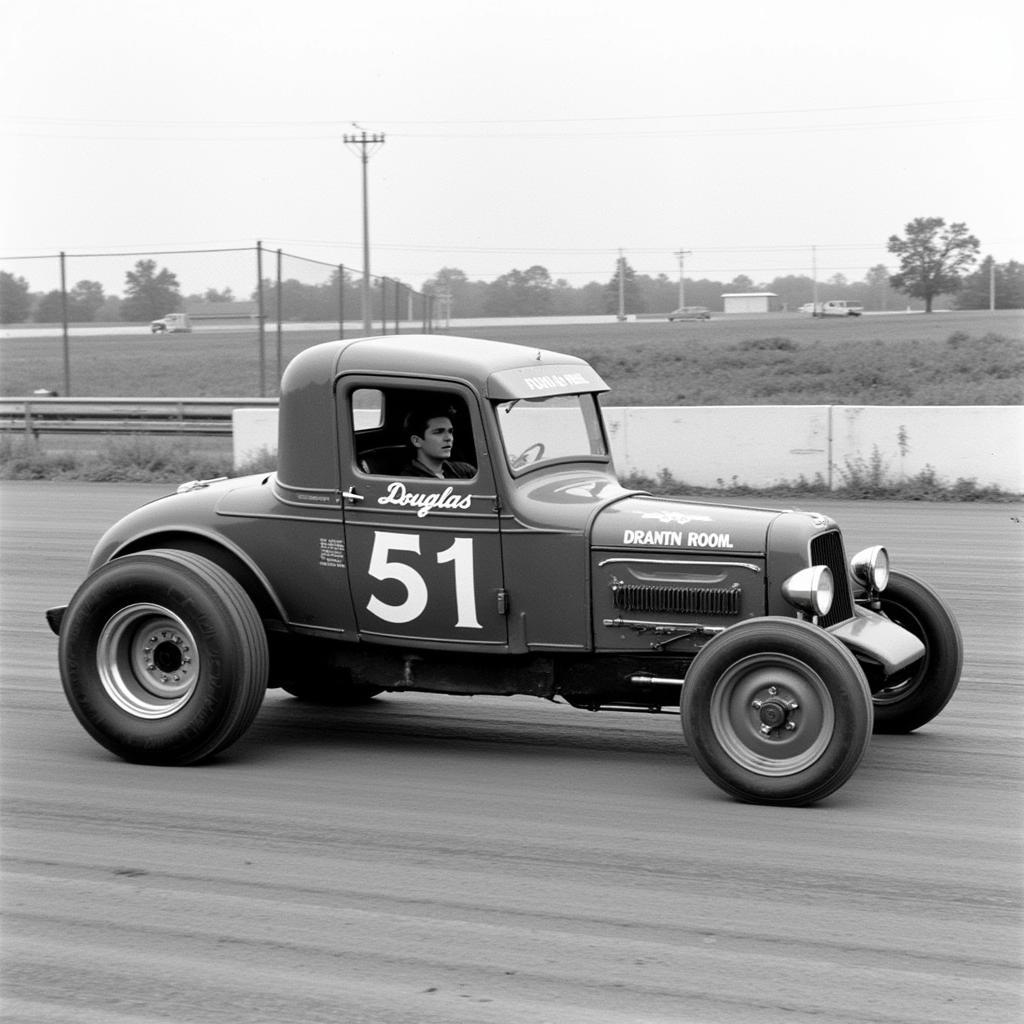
[105,525,288,625]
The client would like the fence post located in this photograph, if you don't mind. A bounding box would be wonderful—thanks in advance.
[338,264,345,339]
[256,241,266,397]
[59,252,71,396]
[275,248,283,389]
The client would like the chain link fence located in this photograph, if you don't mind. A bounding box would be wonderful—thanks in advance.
[0,244,438,396]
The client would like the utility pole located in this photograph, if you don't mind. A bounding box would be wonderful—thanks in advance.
[617,249,625,319]
[343,128,385,333]
[674,248,692,309]
[811,245,819,316]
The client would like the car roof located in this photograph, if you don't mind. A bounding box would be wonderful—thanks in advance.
[276,334,608,491]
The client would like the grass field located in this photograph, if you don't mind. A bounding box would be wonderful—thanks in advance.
[3,310,1020,492]
[1,310,1021,406]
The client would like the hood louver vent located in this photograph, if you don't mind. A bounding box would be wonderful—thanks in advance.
[612,584,741,617]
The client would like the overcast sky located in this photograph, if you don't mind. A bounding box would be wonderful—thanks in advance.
[2,0,1021,297]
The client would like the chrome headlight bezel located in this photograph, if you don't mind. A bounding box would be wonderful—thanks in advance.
[851,545,890,593]
[782,565,835,618]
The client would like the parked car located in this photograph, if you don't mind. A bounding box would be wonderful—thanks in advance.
[667,306,711,321]
[47,335,961,805]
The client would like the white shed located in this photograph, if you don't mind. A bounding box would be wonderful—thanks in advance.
[721,292,781,313]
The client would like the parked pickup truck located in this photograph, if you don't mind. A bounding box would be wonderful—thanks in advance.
[807,300,864,317]
[150,313,192,333]
[47,335,961,805]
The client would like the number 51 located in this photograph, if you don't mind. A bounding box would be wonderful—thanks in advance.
[366,531,481,629]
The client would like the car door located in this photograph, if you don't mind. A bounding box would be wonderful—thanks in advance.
[336,378,508,648]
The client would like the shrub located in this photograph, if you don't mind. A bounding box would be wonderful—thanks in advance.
[735,336,798,352]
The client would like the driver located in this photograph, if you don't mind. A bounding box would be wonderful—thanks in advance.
[401,404,475,479]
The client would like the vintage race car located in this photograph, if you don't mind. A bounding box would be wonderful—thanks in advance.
[47,335,962,805]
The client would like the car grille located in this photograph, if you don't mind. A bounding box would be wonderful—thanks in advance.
[612,584,742,617]
[811,530,854,627]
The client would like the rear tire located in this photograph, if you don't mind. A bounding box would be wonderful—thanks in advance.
[681,618,873,806]
[59,549,268,765]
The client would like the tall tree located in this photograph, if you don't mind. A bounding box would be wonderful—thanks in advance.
[69,280,106,321]
[423,266,488,318]
[34,290,65,323]
[485,266,553,317]
[0,271,32,324]
[121,259,181,321]
[887,217,980,312]
[33,280,107,323]
[604,258,642,314]
[726,274,755,292]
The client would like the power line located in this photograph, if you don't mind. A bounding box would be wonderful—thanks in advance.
[0,96,1002,129]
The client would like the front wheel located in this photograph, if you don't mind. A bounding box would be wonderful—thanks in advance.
[868,569,962,733]
[59,549,268,765]
[681,618,873,806]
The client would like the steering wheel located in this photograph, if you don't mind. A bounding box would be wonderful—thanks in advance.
[511,442,546,469]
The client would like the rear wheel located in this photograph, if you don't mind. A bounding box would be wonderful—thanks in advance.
[681,618,873,806]
[59,549,267,765]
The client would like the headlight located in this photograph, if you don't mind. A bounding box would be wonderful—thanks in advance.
[851,545,890,592]
[782,566,835,618]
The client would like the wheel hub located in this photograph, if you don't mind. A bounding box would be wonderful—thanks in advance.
[97,604,200,718]
[136,628,195,699]
[709,654,835,777]
[752,686,800,736]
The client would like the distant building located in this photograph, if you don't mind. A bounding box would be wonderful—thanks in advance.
[721,292,781,314]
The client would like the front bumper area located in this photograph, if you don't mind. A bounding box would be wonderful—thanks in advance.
[46,606,67,636]
[829,606,925,676]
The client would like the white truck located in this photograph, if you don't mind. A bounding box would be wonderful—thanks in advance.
[150,313,192,334]
[807,300,863,317]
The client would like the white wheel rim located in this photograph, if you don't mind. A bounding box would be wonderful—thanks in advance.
[96,603,200,719]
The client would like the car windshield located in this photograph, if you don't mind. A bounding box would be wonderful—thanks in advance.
[495,393,607,472]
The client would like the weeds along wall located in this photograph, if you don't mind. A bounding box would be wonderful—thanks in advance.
[233,404,1024,492]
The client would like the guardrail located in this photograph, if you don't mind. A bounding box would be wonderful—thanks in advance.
[0,397,279,439]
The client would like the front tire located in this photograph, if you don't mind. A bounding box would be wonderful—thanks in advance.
[868,569,962,733]
[59,549,268,765]
[681,618,873,806]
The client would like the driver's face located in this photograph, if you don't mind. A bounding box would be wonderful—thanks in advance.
[416,417,454,461]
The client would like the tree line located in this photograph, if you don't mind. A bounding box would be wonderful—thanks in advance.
[2,218,1020,324]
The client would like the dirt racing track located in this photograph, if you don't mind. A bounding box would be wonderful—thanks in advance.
[1,482,1022,1024]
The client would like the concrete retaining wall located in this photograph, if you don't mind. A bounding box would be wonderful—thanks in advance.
[234,405,1024,491]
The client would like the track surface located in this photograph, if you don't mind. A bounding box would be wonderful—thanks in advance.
[2,482,1022,1023]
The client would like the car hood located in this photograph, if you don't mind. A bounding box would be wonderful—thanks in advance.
[591,495,785,555]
